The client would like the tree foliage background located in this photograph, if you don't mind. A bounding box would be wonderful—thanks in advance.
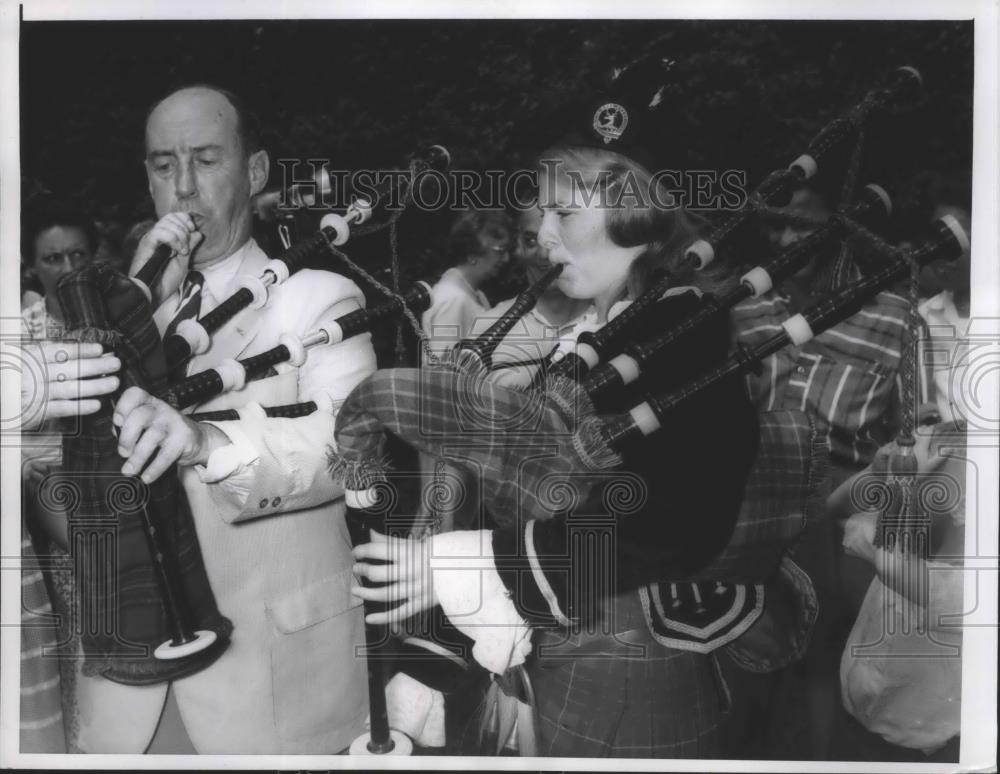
[20,18,973,360]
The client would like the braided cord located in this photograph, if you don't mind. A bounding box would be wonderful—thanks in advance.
[316,160,440,366]
[872,248,925,554]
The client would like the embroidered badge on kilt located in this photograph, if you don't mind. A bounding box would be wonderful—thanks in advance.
[638,581,764,653]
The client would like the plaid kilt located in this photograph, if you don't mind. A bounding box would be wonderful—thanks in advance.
[55,262,231,685]
[529,591,727,758]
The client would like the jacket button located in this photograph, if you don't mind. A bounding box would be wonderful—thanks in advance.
[795,366,806,375]
[271,497,281,508]
[259,498,269,509]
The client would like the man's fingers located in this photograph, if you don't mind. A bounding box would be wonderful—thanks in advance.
[70,354,121,379]
[151,218,195,254]
[39,398,102,421]
[37,340,105,363]
[113,386,154,426]
[117,403,156,454]
[48,375,120,402]
[139,440,184,484]
[121,426,167,477]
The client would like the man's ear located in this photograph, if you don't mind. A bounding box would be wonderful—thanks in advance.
[248,150,270,197]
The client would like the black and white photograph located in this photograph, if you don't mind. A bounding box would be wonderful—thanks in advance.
[1,1,997,770]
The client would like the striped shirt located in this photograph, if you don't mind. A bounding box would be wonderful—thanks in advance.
[20,534,66,752]
[732,289,933,472]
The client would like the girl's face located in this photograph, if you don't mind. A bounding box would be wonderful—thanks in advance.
[537,167,641,306]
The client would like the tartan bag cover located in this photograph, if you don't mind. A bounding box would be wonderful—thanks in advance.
[331,363,611,517]
[636,408,826,653]
[56,262,232,685]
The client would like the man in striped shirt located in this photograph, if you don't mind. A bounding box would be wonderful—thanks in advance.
[733,287,932,486]
[732,187,933,487]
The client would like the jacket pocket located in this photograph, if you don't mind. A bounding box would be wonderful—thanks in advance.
[266,571,367,746]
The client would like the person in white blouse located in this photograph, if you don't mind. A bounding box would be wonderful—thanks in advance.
[421,210,514,360]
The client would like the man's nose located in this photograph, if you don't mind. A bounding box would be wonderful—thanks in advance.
[57,255,78,274]
[175,160,198,199]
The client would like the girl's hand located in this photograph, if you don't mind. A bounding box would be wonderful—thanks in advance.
[351,530,436,626]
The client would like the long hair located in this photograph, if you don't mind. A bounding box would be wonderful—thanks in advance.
[536,146,734,298]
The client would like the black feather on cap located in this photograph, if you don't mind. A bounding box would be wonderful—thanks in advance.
[550,55,679,172]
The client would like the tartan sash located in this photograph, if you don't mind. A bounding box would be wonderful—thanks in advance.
[55,261,232,685]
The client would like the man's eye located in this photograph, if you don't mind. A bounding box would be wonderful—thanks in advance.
[196,157,218,166]
[154,162,173,174]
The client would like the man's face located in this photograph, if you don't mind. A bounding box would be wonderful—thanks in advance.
[145,88,267,267]
[770,189,830,250]
[30,225,94,297]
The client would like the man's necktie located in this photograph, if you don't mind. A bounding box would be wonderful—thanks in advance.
[164,270,204,339]
[164,270,204,381]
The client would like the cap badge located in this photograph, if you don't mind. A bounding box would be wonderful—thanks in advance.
[593,102,629,144]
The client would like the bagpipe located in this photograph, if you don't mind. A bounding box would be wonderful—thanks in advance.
[42,146,450,686]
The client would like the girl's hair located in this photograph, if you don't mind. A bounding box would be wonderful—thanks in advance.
[535,146,733,298]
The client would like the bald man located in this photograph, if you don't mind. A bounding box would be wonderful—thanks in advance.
[69,85,374,754]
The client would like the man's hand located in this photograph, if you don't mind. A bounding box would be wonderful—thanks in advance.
[129,212,204,305]
[113,386,227,484]
[19,340,121,431]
